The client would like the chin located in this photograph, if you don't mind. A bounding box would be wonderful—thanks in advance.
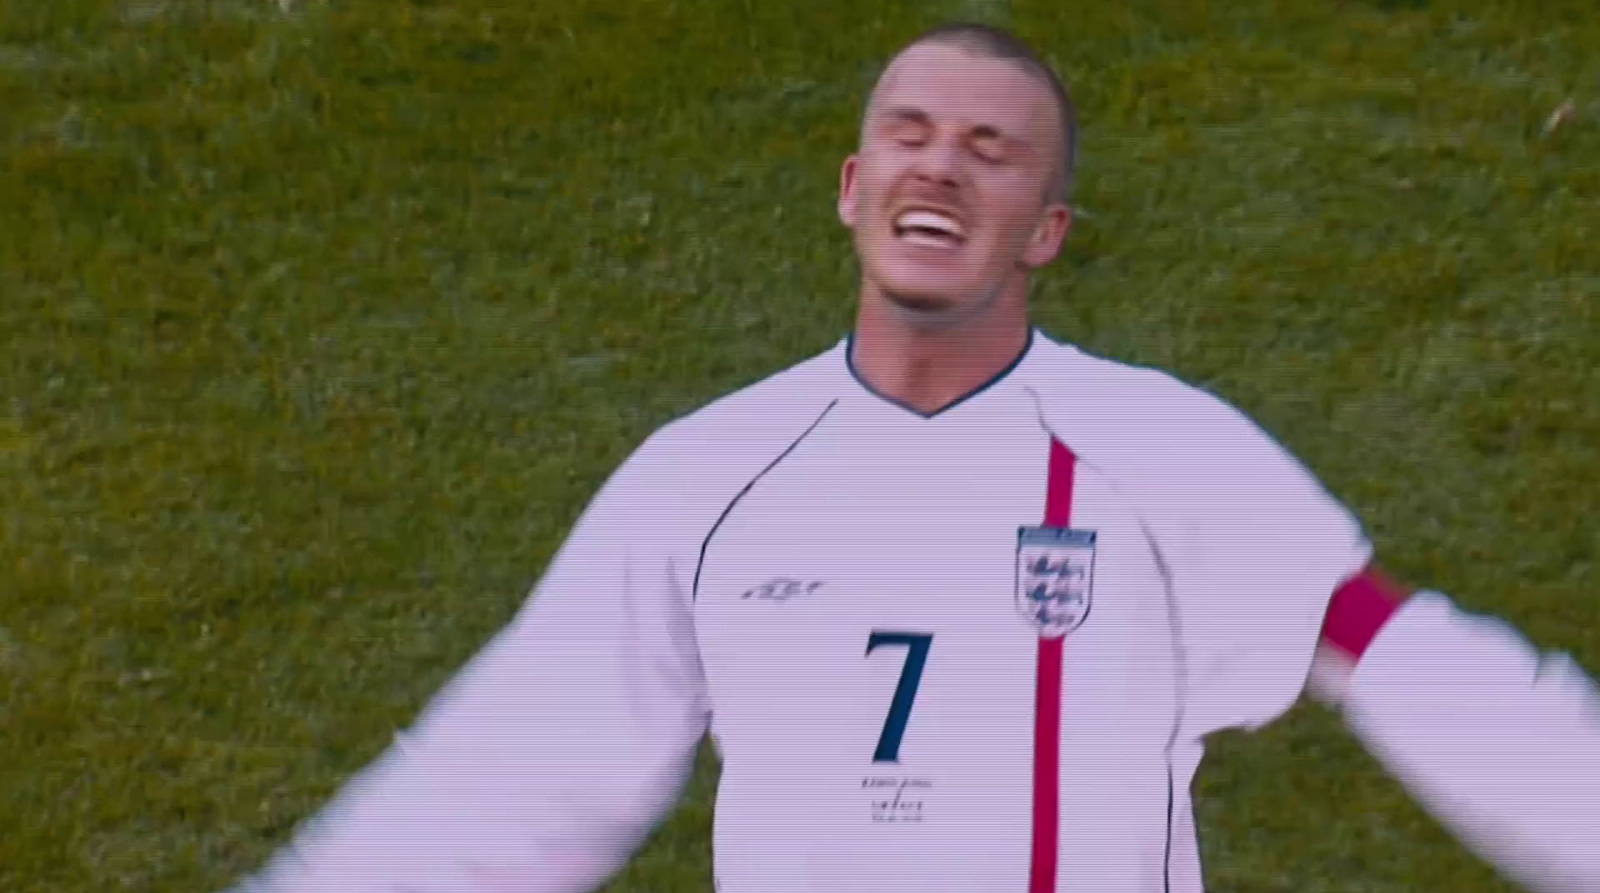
[876,266,989,306]
[878,288,996,331]
[873,268,975,309]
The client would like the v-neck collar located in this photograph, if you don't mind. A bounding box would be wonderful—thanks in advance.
[842,327,1037,421]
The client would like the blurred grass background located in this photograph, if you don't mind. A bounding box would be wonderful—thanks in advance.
[1,0,1597,890]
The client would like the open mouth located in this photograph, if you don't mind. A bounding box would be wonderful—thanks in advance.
[892,208,967,249]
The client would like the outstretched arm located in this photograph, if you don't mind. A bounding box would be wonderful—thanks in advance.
[222,446,712,893]
[1115,371,1599,891]
[1310,568,1600,893]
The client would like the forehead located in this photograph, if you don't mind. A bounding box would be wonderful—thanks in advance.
[870,42,1055,138]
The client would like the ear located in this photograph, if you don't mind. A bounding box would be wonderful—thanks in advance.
[837,154,860,229]
[1021,202,1072,269]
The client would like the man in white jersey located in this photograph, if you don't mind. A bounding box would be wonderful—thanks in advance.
[224,22,1600,893]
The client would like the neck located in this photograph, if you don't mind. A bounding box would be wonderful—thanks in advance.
[850,289,1032,416]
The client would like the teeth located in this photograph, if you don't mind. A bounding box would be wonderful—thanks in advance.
[901,230,957,249]
[894,209,965,239]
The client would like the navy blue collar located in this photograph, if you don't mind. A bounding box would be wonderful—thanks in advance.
[844,327,1036,420]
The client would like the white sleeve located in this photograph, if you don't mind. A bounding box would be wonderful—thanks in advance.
[1143,387,1373,738]
[1339,591,1600,893]
[224,443,712,893]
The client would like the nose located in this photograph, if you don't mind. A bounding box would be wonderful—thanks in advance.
[908,139,964,188]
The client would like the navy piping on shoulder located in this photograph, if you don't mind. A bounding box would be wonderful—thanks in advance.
[690,398,840,602]
[1164,764,1176,893]
[1155,530,1188,893]
[844,326,1035,419]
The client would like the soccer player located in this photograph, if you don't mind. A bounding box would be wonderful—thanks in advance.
[222,22,1600,893]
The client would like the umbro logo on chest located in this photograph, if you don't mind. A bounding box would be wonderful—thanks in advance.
[740,577,826,601]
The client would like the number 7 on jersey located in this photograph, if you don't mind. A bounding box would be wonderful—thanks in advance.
[865,631,932,763]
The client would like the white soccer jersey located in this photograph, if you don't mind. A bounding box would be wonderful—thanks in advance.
[234,329,1374,893]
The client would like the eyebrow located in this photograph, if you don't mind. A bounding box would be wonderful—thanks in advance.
[882,105,932,125]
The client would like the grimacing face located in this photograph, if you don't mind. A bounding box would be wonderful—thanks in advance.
[839,41,1072,319]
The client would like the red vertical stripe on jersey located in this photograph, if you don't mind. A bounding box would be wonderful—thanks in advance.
[1043,439,1076,528]
[1031,438,1076,893]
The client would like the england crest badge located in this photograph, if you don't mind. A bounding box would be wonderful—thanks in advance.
[1016,526,1096,638]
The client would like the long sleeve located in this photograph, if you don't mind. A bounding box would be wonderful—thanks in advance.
[224,442,713,893]
[1110,378,1374,738]
[1339,591,1600,893]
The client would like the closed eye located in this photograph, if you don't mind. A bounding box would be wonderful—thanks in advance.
[880,107,933,145]
[875,107,1025,162]
[889,124,929,146]
[970,128,1011,163]
[972,140,1006,163]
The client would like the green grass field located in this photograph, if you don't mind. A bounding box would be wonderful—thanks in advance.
[3,0,1598,890]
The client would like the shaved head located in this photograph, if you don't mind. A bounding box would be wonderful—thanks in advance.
[866,23,1079,204]
[839,33,1075,321]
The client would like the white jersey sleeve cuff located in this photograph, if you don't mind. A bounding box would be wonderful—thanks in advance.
[1340,590,1600,893]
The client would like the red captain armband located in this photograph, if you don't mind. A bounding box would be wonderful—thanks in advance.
[1319,567,1410,661]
